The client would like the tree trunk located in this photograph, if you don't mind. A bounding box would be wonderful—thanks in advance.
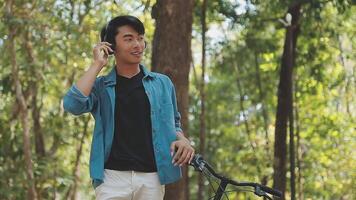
[151,0,194,200]
[7,1,38,198]
[272,3,301,200]
[65,117,90,200]
[23,29,46,158]
[198,0,207,199]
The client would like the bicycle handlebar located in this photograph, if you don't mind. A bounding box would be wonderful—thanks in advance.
[189,154,282,199]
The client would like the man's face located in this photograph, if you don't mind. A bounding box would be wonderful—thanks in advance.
[114,25,145,64]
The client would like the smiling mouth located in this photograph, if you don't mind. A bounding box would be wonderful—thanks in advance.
[131,51,143,56]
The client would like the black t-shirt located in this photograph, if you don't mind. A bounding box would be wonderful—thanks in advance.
[104,69,157,172]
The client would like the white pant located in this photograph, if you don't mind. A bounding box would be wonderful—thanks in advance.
[95,169,165,200]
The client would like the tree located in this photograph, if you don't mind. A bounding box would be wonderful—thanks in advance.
[0,0,354,199]
[197,0,208,199]
[151,0,194,199]
[5,0,38,198]
[272,2,301,199]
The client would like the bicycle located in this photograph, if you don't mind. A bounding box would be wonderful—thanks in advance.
[189,154,282,200]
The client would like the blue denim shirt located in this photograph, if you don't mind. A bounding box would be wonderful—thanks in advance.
[63,65,182,187]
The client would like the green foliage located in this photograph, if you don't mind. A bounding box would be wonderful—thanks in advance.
[0,0,155,199]
[188,1,355,199]
[0,0,354,199]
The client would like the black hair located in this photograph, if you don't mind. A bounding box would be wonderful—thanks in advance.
[100,15,145,54]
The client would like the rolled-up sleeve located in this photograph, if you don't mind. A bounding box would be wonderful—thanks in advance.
[63,84,98,115]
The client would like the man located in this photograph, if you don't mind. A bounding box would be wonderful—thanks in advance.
[63,15,194,200]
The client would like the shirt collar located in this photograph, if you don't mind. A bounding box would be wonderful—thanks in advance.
[104,64,155,86]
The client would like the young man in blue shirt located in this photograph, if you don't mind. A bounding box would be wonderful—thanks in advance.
[63,15,194,200]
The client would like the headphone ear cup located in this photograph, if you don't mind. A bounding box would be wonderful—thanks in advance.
[102,23,115,55]
[104,35,115,55]
[110,45,115,55]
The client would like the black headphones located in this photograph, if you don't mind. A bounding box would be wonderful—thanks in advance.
[103,22,115,55]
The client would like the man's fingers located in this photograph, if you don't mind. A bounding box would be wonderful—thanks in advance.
[170,141,177,156]
[172,146,183,164]
[188,150,195,164]
[183,152,192,164]
[101,41,112,46]
[94,43,113,51]
[102,45,114,52]
[96,42,112,47]
[171,140,196,166]
[103,53,108,59]
[101,45,114,55]
[177,149,189,166]
[180,148,194,166]
[102,47,109,55]
[173,147,183,161]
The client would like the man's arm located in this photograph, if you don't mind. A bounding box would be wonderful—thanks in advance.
[168,80,195,166]
[75,61,103,96]
[75,42,113,96]
[62,42,113,115]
